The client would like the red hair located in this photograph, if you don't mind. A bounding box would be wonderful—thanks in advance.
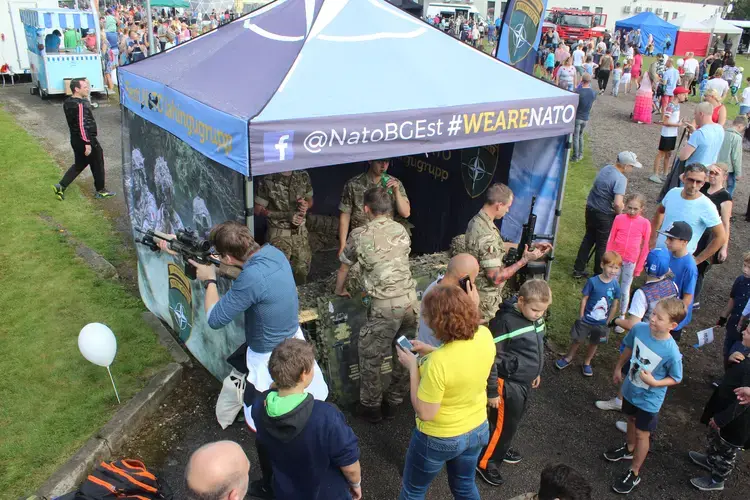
[421,285,480,343]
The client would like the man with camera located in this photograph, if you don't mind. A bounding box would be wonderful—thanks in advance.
[161,220,328,499]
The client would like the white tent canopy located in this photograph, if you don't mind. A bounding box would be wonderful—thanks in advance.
[702,15,743,34]
[673,16,710,32]
[730,20,750,29]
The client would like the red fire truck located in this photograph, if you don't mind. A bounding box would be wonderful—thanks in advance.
[544,8,607,44]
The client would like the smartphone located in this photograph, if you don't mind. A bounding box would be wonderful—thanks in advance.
[396,335,413,351]
[458,275,471,293]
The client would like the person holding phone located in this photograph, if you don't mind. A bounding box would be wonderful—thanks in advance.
[416,253,481,348]
[395,285,494,500]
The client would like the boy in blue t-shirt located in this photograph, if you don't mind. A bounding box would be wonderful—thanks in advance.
[660,221,698,342]
[545,50,555,79]
[604,298,686,495]
[717,251,750,363]
[557,251,621,377]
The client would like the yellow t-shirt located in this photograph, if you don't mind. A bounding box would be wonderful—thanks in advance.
[416,325,495,437]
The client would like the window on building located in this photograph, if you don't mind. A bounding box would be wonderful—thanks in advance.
[500,1,507,16]
[645,7,652,12]
[663,11,669,20]
[488,1,496,19]
[582,6,590,11]
[672,12,678,19]
[595,7,603,14]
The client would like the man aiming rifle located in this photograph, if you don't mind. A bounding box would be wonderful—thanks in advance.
[152,221,328,498]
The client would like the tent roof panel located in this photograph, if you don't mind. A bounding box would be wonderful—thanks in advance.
[120,0,323,119]
[256,0,569,121]
[673,16,711,32]
[615,11,677,30]
[702,16,743,34]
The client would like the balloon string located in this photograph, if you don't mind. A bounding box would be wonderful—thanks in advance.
[107,366,121,404]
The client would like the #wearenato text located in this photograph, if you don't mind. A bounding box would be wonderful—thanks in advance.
[302,105,575,154]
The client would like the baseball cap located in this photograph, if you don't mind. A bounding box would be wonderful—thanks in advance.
[674,86,689,95]
[658,221,693,242]
[645,248,670,277]
[617,151,642,169]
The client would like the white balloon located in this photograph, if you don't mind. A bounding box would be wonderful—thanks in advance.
[78,323,117,367]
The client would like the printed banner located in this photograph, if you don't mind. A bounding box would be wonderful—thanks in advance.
[249,96,578,175]
[122,109,247,379]
[495,0,548,75]
[119,70,249,175]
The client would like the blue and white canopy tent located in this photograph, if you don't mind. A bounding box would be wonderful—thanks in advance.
[118,0,578,380]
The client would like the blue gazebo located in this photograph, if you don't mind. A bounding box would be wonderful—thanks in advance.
[616,12,678,55]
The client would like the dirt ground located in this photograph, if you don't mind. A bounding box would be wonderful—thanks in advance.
[2,80,749,498]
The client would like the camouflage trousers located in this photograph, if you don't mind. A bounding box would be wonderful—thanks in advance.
[705,429,742,482]
[359,291,418,408]
[478,288,503,324]
[267,226,311,285]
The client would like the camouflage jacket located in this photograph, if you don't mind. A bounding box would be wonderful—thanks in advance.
[465,209,505,293]
[340,216,415,299]
[338,172,409,230]
[255,171,313,230]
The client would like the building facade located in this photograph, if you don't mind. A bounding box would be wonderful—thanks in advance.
[545,0,725,31]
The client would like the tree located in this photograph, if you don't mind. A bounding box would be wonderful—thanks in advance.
[727,0,750,20]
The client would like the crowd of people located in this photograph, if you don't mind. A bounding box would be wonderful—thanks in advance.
[48,6,750,498]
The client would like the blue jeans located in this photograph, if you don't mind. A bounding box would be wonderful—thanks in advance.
[727,172,736,196]
[399,421,489,500]
[572,119,588,159]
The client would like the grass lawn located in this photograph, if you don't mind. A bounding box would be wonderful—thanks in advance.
[546,143,597,347]
[0,106,170,497]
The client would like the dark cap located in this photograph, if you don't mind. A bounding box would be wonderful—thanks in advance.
[658,221,693,242]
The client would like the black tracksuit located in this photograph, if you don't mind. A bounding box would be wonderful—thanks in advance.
[61,96,106,192]
[478,299,545,472]
[698,357,750,482]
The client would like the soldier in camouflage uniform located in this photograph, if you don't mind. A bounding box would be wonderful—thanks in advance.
[335,187,418,424]
[465,183,552,323]
[254,170,314,284]
[338,159,411,256]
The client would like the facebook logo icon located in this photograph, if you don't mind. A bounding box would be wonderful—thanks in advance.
[263,131,295,162]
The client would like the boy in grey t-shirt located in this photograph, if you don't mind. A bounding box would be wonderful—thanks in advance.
[573,152,642,277]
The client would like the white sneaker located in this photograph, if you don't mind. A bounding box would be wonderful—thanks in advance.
[614,326,625,334]
[596,397,623,411]
[615,420,628,433]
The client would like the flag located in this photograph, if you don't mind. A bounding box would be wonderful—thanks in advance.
[495,0,548,75]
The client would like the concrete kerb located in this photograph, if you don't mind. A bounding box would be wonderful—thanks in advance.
[36,314,193,498]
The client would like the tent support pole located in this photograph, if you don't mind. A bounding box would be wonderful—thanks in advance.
[146,0,155,56]
[546,134,572,282]
[245,176,254,235]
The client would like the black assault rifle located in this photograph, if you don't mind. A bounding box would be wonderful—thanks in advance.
[135,228,241,280]
[503,196,555,278]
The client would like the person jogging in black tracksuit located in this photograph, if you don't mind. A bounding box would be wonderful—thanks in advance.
[477,279,551,487]
[53,78,115,200]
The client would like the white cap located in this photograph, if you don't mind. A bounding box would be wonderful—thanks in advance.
[617,151,643,169]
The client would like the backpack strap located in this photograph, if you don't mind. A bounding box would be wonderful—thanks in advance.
[99,462,158,493]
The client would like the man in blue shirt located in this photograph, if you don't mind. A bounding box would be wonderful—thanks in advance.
[604,298,685,494]
[44,30,62,53]
[679,101,725,166]
[661,59,680,111]
[188,221,329,498]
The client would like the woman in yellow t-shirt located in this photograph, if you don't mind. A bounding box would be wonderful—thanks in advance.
[396,284,495,499]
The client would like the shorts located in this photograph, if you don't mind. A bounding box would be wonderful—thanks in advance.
[570,318,608,344]
[731,85,739,96]
[631,69,641,79]
[622,398,659,432]
[575,65,584,75]
[658,136,677,152]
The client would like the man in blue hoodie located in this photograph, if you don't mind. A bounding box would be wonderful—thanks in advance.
[252,339,362,500]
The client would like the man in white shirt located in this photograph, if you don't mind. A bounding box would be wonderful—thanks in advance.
[682,52,699,89]
[573,44,586,75]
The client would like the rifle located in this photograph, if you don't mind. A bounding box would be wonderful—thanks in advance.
[503,196,555,277]
[135,227,241,280]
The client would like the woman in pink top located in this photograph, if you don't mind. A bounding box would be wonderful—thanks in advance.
[631,49,643,85]
[606,193,651,316]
